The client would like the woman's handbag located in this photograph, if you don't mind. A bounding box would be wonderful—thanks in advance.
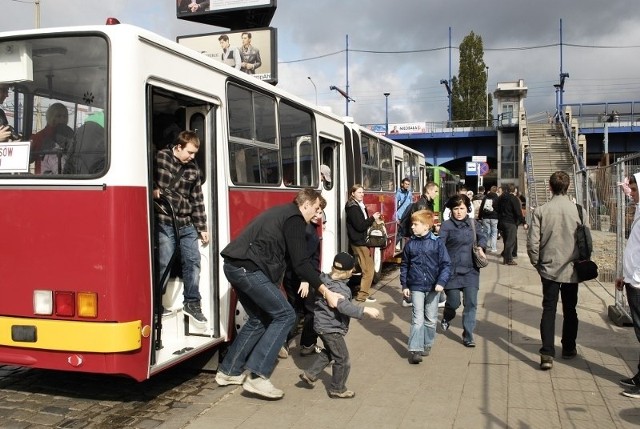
[470,219,489,268]
[365,221,388,248]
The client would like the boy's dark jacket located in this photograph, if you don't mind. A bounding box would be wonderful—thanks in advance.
[400,231,452,292]
[314,273,364,336]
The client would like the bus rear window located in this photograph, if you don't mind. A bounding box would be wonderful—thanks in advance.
[0,35,108,177]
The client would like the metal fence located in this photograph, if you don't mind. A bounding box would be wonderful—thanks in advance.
[574,153,640,325]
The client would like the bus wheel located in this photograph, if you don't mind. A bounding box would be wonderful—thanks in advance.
[373,247,383,284]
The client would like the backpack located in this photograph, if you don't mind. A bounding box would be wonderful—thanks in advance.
[575,204,593,260]
[575,204,598,281]
[482,197,494,214]
[365,221,388,247]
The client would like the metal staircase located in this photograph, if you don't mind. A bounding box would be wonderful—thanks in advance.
[524,122,576,207]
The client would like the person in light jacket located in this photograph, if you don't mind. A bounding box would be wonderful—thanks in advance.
[527,171,583,370]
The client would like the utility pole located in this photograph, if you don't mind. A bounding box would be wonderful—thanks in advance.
[485,66,489,127]
[35,0,41,28]
[384,93,390,135]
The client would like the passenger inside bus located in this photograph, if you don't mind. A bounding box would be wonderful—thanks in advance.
[30,103,74,174]
[0,84,15,142]
[64,111,106,175]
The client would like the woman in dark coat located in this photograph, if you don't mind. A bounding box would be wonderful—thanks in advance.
[438,194,487,347]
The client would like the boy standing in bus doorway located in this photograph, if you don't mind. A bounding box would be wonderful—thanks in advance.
[153,130,209,324]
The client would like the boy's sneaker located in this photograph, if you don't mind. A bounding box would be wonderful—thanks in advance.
[441,319,450,331]
[183,302,207,324]
[622,385,640,399]
[328,390,355,399]
[421,346,431,357]
[620,374,640,388]
[300,344,322,356]
[242,376,284,399]
[215,371,246,386]
[298,373,317,387]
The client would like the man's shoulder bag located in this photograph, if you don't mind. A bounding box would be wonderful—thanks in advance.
[575,204,598,282]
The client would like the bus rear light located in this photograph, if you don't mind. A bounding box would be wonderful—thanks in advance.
[55,291,75,317]
[77,292,98,318]
[33,290,53,315]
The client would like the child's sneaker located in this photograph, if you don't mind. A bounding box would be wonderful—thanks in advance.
[300,344,322,356]
[421,346,431,357]
[328,390,355,399]
[298,372,316,387]
[409,351,422,364]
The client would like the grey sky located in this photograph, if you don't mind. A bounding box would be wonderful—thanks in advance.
[3,0,640,125]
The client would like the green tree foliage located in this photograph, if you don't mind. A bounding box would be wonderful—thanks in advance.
[450,31,492,127]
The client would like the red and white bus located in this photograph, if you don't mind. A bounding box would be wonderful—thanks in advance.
[0,20,423,381]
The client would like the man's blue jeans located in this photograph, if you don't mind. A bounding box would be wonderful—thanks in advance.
[219,262,296,379]
[482,219,499,252]
[408,289,440,352]
[157,222,201,302]
[443,286,478,344]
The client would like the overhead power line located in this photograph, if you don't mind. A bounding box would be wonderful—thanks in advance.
[279,42,640,64]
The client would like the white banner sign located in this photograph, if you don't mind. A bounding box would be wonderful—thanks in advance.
[0,142,31,173]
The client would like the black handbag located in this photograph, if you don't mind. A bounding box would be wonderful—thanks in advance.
[470,219,489,269]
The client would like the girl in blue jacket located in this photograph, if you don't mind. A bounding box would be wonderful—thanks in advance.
[400,210,452,364]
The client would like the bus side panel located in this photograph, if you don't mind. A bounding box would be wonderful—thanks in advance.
[227,188,303,239]
[0,186,153,381]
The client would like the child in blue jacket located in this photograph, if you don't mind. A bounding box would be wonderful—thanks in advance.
[401,209,452,364]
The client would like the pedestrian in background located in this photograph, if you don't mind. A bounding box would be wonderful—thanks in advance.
[479,185,500,253]
[396,177,413,244]
[401,209,451,364]
[496,183,528,265]
[615,173,640,397]
[527,171,581,370]
[299,252,380,399]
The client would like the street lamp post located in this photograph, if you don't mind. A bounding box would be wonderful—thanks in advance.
[485,66,489,127]
[384,92,390,135]
[307,76,318,105]
[440,79,452,125]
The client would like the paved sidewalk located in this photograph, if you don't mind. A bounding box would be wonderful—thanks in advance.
[179,230,640,429]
